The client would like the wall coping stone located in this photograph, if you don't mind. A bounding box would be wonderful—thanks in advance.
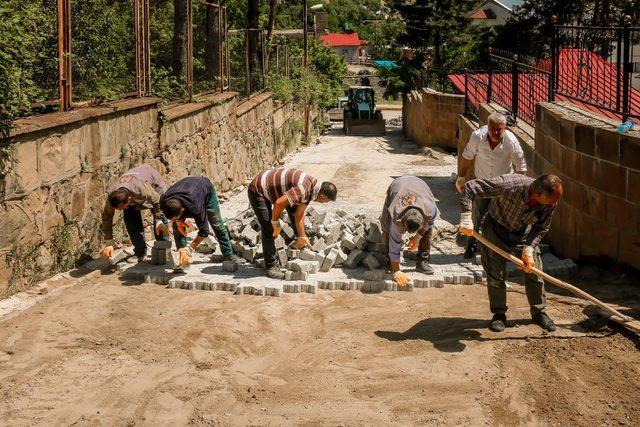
[159,92,237,123]
[236,92,275,117]
[3,97,162,142]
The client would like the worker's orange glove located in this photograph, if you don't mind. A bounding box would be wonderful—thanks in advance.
[520,246,535,273]
[458,211,474,237]
[271,219,283,238]
[393,271,410,287]
[175,220,189,237]
[407,234,420,252]
[293,236,312,250]
[177,245,194,265]
[155,223,170,236]
[101,240,120,259]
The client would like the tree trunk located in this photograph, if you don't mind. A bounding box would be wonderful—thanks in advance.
[204,0,220,82]
[264,0,278,66]
[172,0,189,83]
[247,0,262,90]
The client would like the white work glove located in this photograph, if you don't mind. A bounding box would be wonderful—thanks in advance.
[455,176,466,193]
[101,239,121,259]
[177,245,194,265]
[520,245,535,273]
[458,211,474,236]
[271,219,283,237]
[393,271,410,287]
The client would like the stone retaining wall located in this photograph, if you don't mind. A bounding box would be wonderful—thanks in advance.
[0,93,314,296]
[403,88,465,150]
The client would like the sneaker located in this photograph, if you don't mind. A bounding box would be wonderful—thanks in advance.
[416,259,435,275]
[266,265,285,279]
[532,312,556,332]
[463,237,477,259]
[489,314,507,332]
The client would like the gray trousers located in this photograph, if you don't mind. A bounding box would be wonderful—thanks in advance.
[480,218,546,317]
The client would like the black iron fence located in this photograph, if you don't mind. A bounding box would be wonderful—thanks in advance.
[460,18,640,126]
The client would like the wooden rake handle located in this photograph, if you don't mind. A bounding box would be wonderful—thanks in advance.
[472,231,633,323]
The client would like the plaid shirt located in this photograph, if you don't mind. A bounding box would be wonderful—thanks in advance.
[460,174,556,247]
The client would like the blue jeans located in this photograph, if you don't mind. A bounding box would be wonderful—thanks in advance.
[123,207,168,258]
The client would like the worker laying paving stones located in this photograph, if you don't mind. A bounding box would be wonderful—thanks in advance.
[160,176,240,269]
[458,173,563,333]
[247,167,337,278]
[456,112,528,259]
[380,176,439,287]
[101,164,169,264]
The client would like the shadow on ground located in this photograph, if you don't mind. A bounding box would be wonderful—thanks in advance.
[375,316,609,353]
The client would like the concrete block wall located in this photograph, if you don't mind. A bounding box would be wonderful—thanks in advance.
[0,93,313,296]
[534,103,640,270]
[404,88,465,150]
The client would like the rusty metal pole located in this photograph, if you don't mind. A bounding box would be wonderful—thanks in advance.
[57,0,72,111]
[245,28,251,97]
[261,30,267,89]
[187,0,194,100]
[224,7,230,90]
[303,0,309,138]
[134,0,150,97]
[218,6,223,93]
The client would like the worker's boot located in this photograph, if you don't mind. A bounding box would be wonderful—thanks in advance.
[416,253,434,275]
[489,314,507,332]
[223,253,241,263]
[532,312,556,332]
[463,237,477,259]
[266,265,285,279]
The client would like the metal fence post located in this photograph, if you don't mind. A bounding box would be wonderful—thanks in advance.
[549,16,557,102]
[186,0,193,100]
[487,69,493,104]
[464,70,469,114]
[511,55,519,120]
[134,0,150,97]
[245,28,251,96]
[57,0,72,111]
[622,15,631,121]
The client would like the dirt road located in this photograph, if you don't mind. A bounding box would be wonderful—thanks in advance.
[1,117,639,426]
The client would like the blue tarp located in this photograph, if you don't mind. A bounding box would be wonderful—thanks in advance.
[373,60,398,69]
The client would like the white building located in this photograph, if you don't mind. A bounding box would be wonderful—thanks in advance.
[467,0,524,27]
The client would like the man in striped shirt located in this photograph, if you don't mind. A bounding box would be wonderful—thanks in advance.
[248,168,337,278]
[459,174,563,333]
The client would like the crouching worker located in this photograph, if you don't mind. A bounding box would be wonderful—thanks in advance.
[159,177,239,266]
[101,164,168,263]
[248,168,337,278]
[381,176,439,287]
[458,174,562,332]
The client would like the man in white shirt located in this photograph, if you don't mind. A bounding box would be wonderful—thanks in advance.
[455,112,528,258]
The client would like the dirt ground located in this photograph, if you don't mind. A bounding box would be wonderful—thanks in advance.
[1,115,639,426]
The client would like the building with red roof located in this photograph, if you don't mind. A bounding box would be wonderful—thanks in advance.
[320,32,370,64]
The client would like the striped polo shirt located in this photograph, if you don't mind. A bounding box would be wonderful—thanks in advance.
[249,168,319,205]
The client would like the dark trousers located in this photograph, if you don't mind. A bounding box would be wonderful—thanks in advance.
[381,226,432,261]
[480,217,546,317]
[123,207,167,258]
[173,192,233,255]
[248,189,298,269]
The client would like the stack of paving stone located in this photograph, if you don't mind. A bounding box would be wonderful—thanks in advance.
[225,206,390,282]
